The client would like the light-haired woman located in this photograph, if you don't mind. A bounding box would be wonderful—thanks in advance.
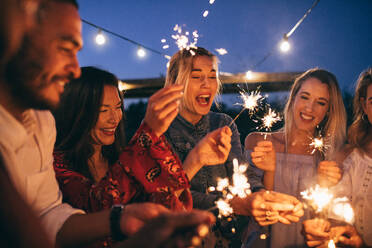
[303,68,372,248]
[164,47,304,247]
[245,68,347,247]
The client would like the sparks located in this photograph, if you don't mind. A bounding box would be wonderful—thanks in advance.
[212,159,251,217]
[216,199,234,217]
[261,108,281,131]
[215,48,228,55]
[203,10,209,17]
[327,239,336,248]
[239,90,264,113]
[301,184,333,213]
[229,89,265,127]
[209,0,216,4]
[330,197,354,224]
[170,24,198,52]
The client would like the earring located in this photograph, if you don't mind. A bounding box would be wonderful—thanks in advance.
[362,114,368,122]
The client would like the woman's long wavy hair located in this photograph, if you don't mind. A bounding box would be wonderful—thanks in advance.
[283,68,347,160]
[53,66,126,179]
[164,47,222,110]
[348,68,372,153]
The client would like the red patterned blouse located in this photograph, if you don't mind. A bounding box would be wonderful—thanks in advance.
[53,122,192,246]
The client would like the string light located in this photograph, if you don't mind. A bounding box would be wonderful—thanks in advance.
[95,29,106,45]
[137,46,146,58]
[279,35,290,53]
[246,0,320,71]
[245,70,253,80]
[81,19,168,58]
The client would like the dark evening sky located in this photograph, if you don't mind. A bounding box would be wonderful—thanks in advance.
[77,0,371,94]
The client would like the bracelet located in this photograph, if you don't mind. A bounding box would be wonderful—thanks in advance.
[110,204,126,241]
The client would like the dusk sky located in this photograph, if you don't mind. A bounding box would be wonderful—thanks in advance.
[77,0,371,96]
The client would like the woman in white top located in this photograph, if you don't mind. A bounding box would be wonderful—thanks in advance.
[245,68,347,247]
[303,68,372,247]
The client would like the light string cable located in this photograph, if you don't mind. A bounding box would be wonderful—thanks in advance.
[81,18,169,58]
[250,0,320,71]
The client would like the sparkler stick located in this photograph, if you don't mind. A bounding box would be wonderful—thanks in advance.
[229,89,264,127]
[229,108,246,127]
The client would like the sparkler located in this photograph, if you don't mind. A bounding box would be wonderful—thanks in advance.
[301,184,334,213]
[209,159,251,217]
[171,24,199,52]
[257,107,282,139]
[330,197,354,224]
[229,89,265,127]
[261,108,281,131]
[327,239,336,248]
[309,135,330,156]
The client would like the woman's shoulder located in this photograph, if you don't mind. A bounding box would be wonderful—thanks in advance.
[244,131,285,150]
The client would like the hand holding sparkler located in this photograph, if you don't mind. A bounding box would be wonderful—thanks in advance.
[230,190,303,226]
[144,84,184,137]
[302,218,331,247]
[183,126,232,179]
[330,225,363,248]
[317,161,342,187]
[251,141,276,172]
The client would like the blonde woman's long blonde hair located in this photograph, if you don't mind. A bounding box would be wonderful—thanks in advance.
[164,47,222,111]
[283,68,347,160]
[348,68,372,153]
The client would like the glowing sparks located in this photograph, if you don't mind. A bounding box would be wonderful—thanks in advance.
[212,159,251,217]
[162,44,169,49]
[327,239,336,248]
[216,199,234,217]
[260,234,267,240]
[229,89,265,127]
[203,10,209,17]
[309,135,329,155]
[261,108,281,131]
[170,24,199,52]
[330,197,354,224]
[239,90,264,114]
[209,0,216,4]
[230,159,251,198]
[301,184,333,213]
[215,48,228,55]
[161,39,166,43]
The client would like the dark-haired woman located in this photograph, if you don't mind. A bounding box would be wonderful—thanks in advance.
[52,66,231,247]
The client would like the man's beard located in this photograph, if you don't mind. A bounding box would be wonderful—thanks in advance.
[5,36,57,111]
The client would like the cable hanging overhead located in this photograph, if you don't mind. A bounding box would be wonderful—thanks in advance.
[81,18,169,59]
[247,0,320,76]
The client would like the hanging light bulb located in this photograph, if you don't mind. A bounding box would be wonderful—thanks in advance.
[279,34,290,53]
[95,29,106,45]
[137,46,146,58]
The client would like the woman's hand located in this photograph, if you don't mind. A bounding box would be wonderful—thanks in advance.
[182,126,232,180]
[302,218,330,247]
[317,161,342,187]
[230,191,303,226]
[195,126,232,166]
[250,141,276,172]
[330,225,363,248]
[144,85,184,137]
